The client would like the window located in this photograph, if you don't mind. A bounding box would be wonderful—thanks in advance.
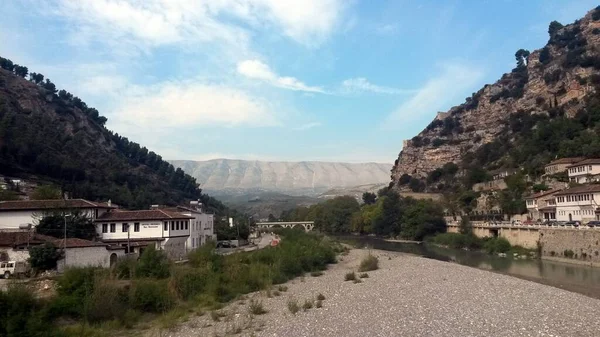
[176,221,180,230]
[134,222,140,232]
[589,165,593,171]
[192,238,195,248]
[110,223,116,233]
[185,221,188,230]
[122,223,128,232]
[164,222,168,231]
[171,221,174,231]
[102,223,108,233]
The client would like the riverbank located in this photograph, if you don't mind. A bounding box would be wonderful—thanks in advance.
[171,248,600,337]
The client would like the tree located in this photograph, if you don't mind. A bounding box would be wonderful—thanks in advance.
[36,212,97,240]
[0,190,19,201]
[515,49,530,68]
[373,191,401,236]
[31,185,61,200]
[0,57,14,71]
[362,192,377,205]
[314,196,360,233]
[398,174,411,185]
[539,47,551,64]
[548,21,563,37]
[43,79,57,93]
[29,72,44,84]
[459,216,473,235]
[29,243,62,271]
[13,65,28,78]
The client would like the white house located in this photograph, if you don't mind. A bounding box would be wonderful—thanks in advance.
[162,201,216,251]
[0,199,114,230]
[95,209,192,260]
[554,185,600,222]
[567,159,600,184]
[525,189,561,221]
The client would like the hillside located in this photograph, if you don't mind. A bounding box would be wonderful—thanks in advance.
[0,59,222,211]
[171,159,392,195]
[391,7,600,192]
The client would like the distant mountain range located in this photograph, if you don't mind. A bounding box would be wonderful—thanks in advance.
[170,159,392,196]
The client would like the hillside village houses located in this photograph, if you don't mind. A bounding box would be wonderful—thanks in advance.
[566,158,600,183]
[544,157,585,175]
[0,198,215,269]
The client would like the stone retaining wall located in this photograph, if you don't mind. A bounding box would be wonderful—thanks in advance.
[540,228,600,263]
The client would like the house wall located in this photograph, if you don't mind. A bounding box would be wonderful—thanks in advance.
[0,247,30,262]
[56,246,126,273]
[96,219,190,240]
[555,192,600,222]
[568,164,600,183]
[0,208,107,230]
[161,236,187,260]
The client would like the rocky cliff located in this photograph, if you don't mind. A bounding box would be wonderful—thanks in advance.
[391,7,600,190]
[171,159,392,195]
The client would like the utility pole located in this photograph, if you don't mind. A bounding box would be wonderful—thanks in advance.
[127,223,131,255]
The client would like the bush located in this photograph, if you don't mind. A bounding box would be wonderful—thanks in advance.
[248,299,267,315]
[129,279,175,313]
[302,299,314,311]
[564,249,575,258]
[113,256,137,279]
[135,245,170,279]
[432,233,483,250]
[484,237,512,254]
[287,299,300,314]
[358,254,379,272]
[85,281,129,323]
[29,243,62,272]
[310,271,324,277]
[344,272,356,281]
[170,267,209,300]
[316,299,323,308]
[317,293,326,301]
[359,273,369,279]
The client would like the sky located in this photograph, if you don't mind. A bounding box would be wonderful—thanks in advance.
[0,0,598,164]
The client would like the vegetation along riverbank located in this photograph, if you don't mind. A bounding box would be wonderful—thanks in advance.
[0,230,340,336]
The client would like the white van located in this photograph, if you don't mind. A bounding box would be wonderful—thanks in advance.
[0,261,28,278]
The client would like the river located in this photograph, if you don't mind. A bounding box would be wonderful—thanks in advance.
[341,236,600,299]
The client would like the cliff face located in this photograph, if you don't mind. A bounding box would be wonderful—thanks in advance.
[391,8,600,188]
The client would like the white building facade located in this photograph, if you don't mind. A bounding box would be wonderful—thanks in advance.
[567,159,600,184]
[525,190,560,221]
[555,185,600,222]
[95,209,192,260]
[163,202,216,251]
[0,199,113,230]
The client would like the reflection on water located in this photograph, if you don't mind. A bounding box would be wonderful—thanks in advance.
[342,236,600,299]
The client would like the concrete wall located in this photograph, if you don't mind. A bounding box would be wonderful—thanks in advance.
[57,246,126,272]
[539,228,600,264]
[498,227,540,249]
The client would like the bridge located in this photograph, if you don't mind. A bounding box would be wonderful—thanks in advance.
[256,221,315,232]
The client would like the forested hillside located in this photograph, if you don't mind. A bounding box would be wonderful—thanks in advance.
[0,57,223,211]
[391,7,600,193]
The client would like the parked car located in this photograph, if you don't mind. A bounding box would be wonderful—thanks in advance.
[0,261,28,279]
[565,221,580,227]
[216,241,237,248]
[586,221,600,227]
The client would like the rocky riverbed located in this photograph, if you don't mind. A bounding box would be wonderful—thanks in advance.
[168,249,600,337]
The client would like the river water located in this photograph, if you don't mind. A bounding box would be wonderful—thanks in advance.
[341,236,600,299]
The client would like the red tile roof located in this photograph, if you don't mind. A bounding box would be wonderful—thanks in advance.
[95,209,193,222]
[51,238,107,248]
[0,199,114,212]
[566,158,600,168]
[546,157,585,166]
[524,189,562,200]
[0,232,59,247]
[554,184,600,196]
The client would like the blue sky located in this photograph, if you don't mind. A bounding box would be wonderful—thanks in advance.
[1,0,597,163]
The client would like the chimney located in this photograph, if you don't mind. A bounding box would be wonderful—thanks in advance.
[107,199,112,207]
[150,204,159,210]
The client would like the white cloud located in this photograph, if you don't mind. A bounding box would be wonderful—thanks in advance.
[50,0,346,52]
[110,80,279,129]
[237,59,324,93]
[384,62,485,127]
[375,23,399,35]
[293,122,322,131]
[341,77,414,95]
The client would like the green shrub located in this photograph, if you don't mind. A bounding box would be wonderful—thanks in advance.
[302,299,314,311]
[56,267,101,316]
[135,246,170,279]
[277,285,288,292]
[316,299,323,308]
[129,279,175,313]
[113,256,137,279]
[484,237,511,254]
[310,271,324,277]
[170,267,209,300]
[432,233,483,250]
[85,281,129,323]
[359,273,369,279]
[316,293,326,301]
[29,243,62,272]
[287,299,300,314]
[344,272,356,281]
[358,254,379,272]
[564,249,575,258]
[248,299,267,315]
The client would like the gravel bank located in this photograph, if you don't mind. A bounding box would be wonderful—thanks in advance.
[171,249,600,337]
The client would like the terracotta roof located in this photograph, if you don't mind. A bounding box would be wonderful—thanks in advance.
[50,238,107,248]
[546,157,585,166]
[0,232,57,247]
[554,184,600,196]
[524,189,562,200]
[567,158,600,168]
[0,199,114,212]
[95,209,193,222]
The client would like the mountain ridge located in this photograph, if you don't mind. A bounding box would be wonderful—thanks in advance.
[171,158,392,194]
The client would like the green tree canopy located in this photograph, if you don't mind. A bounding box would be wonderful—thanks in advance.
[362,192,377,205]
[314,196,360,233]
[548,20,563,37]
[31,185,61,200]
[29,243,62,271]
[36,212,97,240]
